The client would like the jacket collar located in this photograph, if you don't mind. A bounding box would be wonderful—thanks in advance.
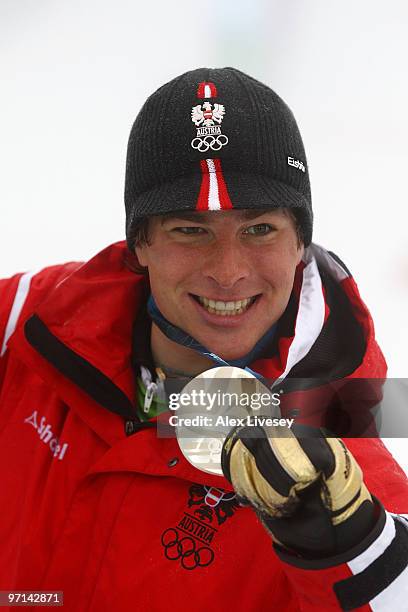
[11,241,385,449]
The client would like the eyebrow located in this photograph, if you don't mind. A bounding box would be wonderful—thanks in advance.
[160,209,276,224]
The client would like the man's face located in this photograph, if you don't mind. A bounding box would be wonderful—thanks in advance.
[135,209,304,361]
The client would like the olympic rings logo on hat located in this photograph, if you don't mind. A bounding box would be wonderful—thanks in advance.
[191,134,229,152]
[161,528,214,570]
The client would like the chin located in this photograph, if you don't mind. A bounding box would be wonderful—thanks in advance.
[206,345,254,362]
[195,331,264,362]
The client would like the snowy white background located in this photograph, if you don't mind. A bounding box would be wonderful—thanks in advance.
[1,0,407,473]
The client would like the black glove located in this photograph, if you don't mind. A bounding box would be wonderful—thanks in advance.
[221,422,377,558]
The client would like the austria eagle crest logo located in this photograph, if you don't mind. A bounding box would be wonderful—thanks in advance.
[191,81,229,152]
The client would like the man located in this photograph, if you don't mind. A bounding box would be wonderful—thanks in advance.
[0,67,407,611]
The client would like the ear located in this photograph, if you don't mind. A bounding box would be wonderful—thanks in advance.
[135,245,148,268]
[296,243,305,265]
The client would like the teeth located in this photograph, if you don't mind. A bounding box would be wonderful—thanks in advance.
[197,295,256,316]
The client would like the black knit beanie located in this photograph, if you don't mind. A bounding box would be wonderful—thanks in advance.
[125,67,312,250]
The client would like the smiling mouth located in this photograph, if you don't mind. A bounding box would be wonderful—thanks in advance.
[191,294,260,316]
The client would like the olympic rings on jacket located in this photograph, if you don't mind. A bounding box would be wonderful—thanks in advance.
[161,528,214,570]
[191,134,229,152]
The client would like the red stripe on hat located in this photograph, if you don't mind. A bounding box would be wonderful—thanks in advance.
[213,159,233,210]
[197,82,206,98]
[196,82,218,99]
[195,160,210,210]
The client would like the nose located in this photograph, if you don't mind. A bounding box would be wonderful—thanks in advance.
[201,238,251,289]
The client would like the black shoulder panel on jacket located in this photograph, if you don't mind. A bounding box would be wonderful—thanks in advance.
[287,266,366,383]
[327,251,353,277]
[24,314,138,420]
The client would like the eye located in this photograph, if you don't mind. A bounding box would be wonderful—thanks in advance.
[244,223,275,236]
[173,226,206,235]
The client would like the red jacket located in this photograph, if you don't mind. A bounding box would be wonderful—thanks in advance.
[0,242,407,611]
